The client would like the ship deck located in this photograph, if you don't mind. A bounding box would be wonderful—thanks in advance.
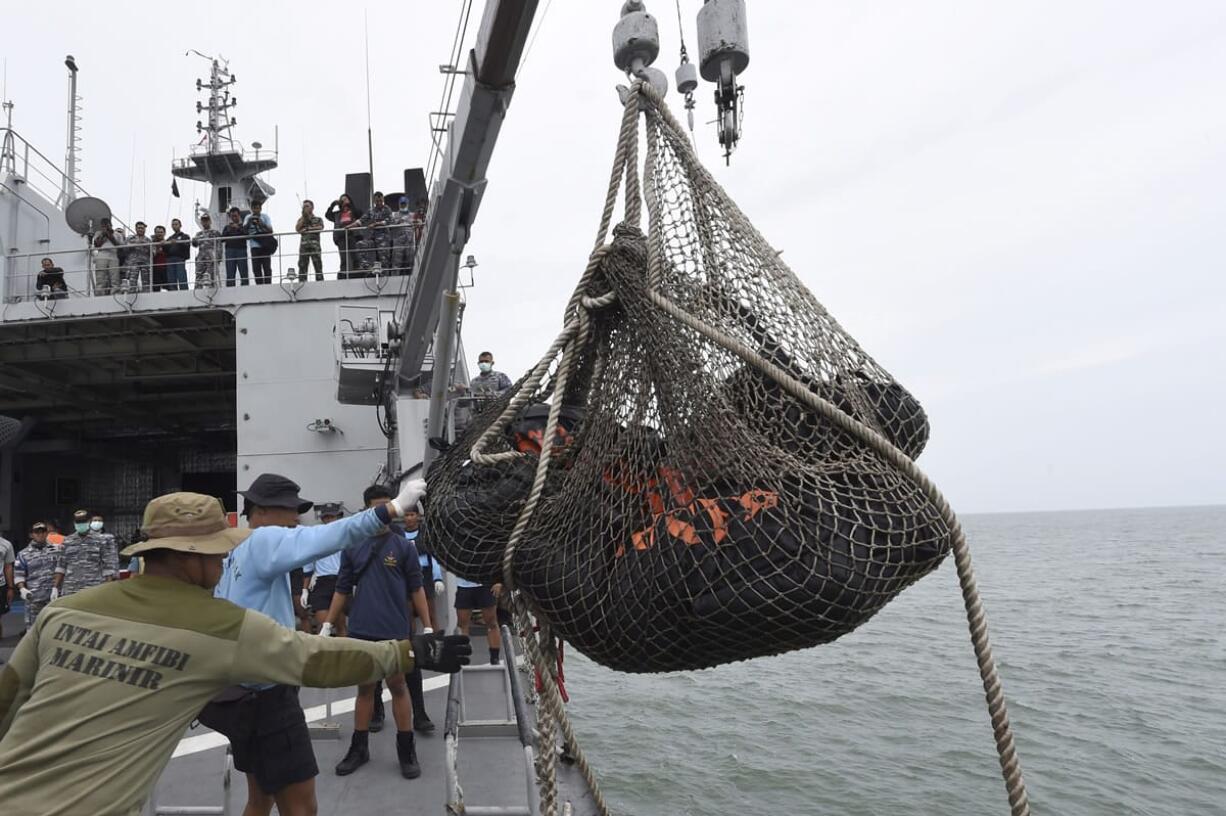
[1,610,597,814]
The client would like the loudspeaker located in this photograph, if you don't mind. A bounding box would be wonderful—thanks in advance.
[403,168,427,211]
[345,173,373,211]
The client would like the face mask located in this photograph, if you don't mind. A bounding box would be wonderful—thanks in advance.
[478,362,493,373]
[75,522,90,534]
[90,520,104,532]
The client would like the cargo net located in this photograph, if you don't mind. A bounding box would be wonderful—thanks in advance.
[427,87,952,674]
[432,82,1030,816]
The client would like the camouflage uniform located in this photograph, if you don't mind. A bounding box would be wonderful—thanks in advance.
[356,204,393,273]
[295,215,325,281]
[58,531,115,597]
[193,227,222,287]
[14,542,63,627]
[124,233,153,291]
[388,208,416,275]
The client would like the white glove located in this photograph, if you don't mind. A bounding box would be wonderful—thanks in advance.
[50,586,61,601]
[391,478,428,518]
[434,580,445,596]
[19,586,32,602]
[300,588,310,608]
[319,622,334,637]
[421,627,434,635]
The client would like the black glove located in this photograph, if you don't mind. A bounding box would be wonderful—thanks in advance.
[411,633,472,674]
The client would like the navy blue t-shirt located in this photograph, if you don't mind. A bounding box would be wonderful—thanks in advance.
[336,529,423,640]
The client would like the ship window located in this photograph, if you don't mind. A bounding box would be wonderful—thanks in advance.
[218,186,232,214]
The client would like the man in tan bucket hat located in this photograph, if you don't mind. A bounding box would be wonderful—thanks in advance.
[0,492,470,816]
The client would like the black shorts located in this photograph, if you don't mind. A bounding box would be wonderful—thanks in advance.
[197,685,317,794]
[455,585,496,610]
[307,575,338,611]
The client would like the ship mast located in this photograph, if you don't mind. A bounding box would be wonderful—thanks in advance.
[59,54,82,206]
[172,52,277,224]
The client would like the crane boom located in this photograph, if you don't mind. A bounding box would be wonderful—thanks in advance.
[394,0,539,388]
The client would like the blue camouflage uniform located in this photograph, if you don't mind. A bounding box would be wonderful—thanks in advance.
[14,542,63,627]
[59,531,115,596]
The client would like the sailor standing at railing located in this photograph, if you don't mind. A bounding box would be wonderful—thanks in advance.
[192,212,222,288]
[124,222,153,292]
[355,191,393,274]
[388,197,415,275]
[91,217,123,295]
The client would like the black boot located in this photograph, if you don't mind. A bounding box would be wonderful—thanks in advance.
[396,730,421,779]
[407,669,435,734]
[335,730,369,776]
[489,647,501,666]
[369,682,385,733]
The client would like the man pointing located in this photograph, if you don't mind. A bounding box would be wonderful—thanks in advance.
[0,492,470,816]
[204,472,432,816]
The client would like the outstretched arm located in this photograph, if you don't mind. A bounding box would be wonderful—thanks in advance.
[230,609,472,687]
[230,610,410,688]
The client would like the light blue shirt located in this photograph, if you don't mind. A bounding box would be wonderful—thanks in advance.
[215,507,385,630]
[409,530,443,582]
[304,550,342,578]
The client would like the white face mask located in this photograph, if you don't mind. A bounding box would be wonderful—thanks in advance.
[478,362,493,373]
[90,520,104,532]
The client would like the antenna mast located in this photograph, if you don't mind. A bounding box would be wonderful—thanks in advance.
[60,55,82,206]
[188,51,239,156]
[364,11,375,204]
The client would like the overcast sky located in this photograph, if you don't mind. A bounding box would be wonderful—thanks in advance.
[4,1,1224,514]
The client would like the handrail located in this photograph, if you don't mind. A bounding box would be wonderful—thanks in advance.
[5,222,419,263]
[3,222,419,304]
[1,127,131,231]
[173,144,278,168]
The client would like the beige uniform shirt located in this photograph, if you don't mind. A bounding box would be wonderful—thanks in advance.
[0,574,412,815]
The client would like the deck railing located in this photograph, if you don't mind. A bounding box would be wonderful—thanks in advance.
[3,222,421,303]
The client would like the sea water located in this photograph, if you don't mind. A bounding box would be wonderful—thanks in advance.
[564,505,1226,815]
